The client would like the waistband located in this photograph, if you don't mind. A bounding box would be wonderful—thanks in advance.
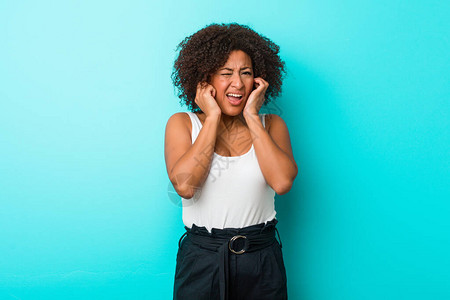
[177,219,282,300]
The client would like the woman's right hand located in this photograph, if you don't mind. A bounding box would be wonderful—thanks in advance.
[194,82,222,118]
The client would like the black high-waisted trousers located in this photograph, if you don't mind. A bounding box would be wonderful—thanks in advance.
[173,218,287,300]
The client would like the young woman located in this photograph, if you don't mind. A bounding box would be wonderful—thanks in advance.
[165,23,298,300]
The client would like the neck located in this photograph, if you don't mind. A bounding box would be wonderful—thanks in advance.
[219,111,247,131]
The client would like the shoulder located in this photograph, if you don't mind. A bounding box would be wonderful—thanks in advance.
[263,114,295,160]
[263,114,287,132]
[165,112,192,136]
[166,112,191,124]
[168,111,190,120]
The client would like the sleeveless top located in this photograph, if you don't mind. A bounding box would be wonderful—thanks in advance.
[181,112,277,233]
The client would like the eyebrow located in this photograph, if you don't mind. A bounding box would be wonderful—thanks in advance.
[218,67,252,71]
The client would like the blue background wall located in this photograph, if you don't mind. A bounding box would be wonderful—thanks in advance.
[1,0,449,299]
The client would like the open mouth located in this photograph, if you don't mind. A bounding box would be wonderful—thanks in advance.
[226,93,243,105]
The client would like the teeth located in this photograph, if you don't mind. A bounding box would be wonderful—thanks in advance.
[227,93,243,98]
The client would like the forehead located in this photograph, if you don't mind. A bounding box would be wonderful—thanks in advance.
[222,50,252,67]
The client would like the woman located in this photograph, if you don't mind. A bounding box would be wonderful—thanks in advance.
[165,23,298,300]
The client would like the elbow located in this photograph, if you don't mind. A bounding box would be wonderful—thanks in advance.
[273,169,298,195]
[179,191,195,199]
[169,171,199,199]
[172,178,201,199]
[170,178,199,199]
[177,188,194,199]
[173,183,196,199]
[273,180,294,195]
[273,164,298,195]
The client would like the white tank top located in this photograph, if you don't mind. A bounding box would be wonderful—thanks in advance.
[181,112,277,233]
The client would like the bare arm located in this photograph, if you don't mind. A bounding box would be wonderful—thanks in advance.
[243,112,298,195]
[164,83,222,198]
[241,77,298,195]
[164,113,221,198]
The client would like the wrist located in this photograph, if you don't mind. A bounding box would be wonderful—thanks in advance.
[205,113,221,123]
[243,109,258,119]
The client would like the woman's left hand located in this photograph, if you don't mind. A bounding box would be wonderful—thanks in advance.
[243,77,269,116]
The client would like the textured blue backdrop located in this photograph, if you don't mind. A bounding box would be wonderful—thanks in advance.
[1,0,449,299]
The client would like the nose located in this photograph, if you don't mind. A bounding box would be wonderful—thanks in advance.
[231,73,244,89]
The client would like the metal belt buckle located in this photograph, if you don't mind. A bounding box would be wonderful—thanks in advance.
[228,235,248,254]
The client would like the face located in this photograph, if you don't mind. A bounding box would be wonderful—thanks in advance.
[209,50,254,115]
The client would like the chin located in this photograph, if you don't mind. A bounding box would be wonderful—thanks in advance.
[220,106,245,117]
[219,100,246,116]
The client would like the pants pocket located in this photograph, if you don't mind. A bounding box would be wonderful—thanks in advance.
[271,242,287,285]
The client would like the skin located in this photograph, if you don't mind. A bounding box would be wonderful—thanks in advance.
[165,50,298,198]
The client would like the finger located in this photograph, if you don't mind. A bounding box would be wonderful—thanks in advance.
[210,86,216,98]
[255,77,268,86]
[203,84,214,96]
[198,81,208,90]
[254,78,265,90]
[205,84,213,96]
[198,83,211,99]
[255,78,269,91]
[197,82,204,94]
[254,77,265,85]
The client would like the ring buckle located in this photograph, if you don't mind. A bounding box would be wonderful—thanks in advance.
[228,235,248,254]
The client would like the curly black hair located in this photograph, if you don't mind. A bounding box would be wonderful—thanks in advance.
[172,23,286,112]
